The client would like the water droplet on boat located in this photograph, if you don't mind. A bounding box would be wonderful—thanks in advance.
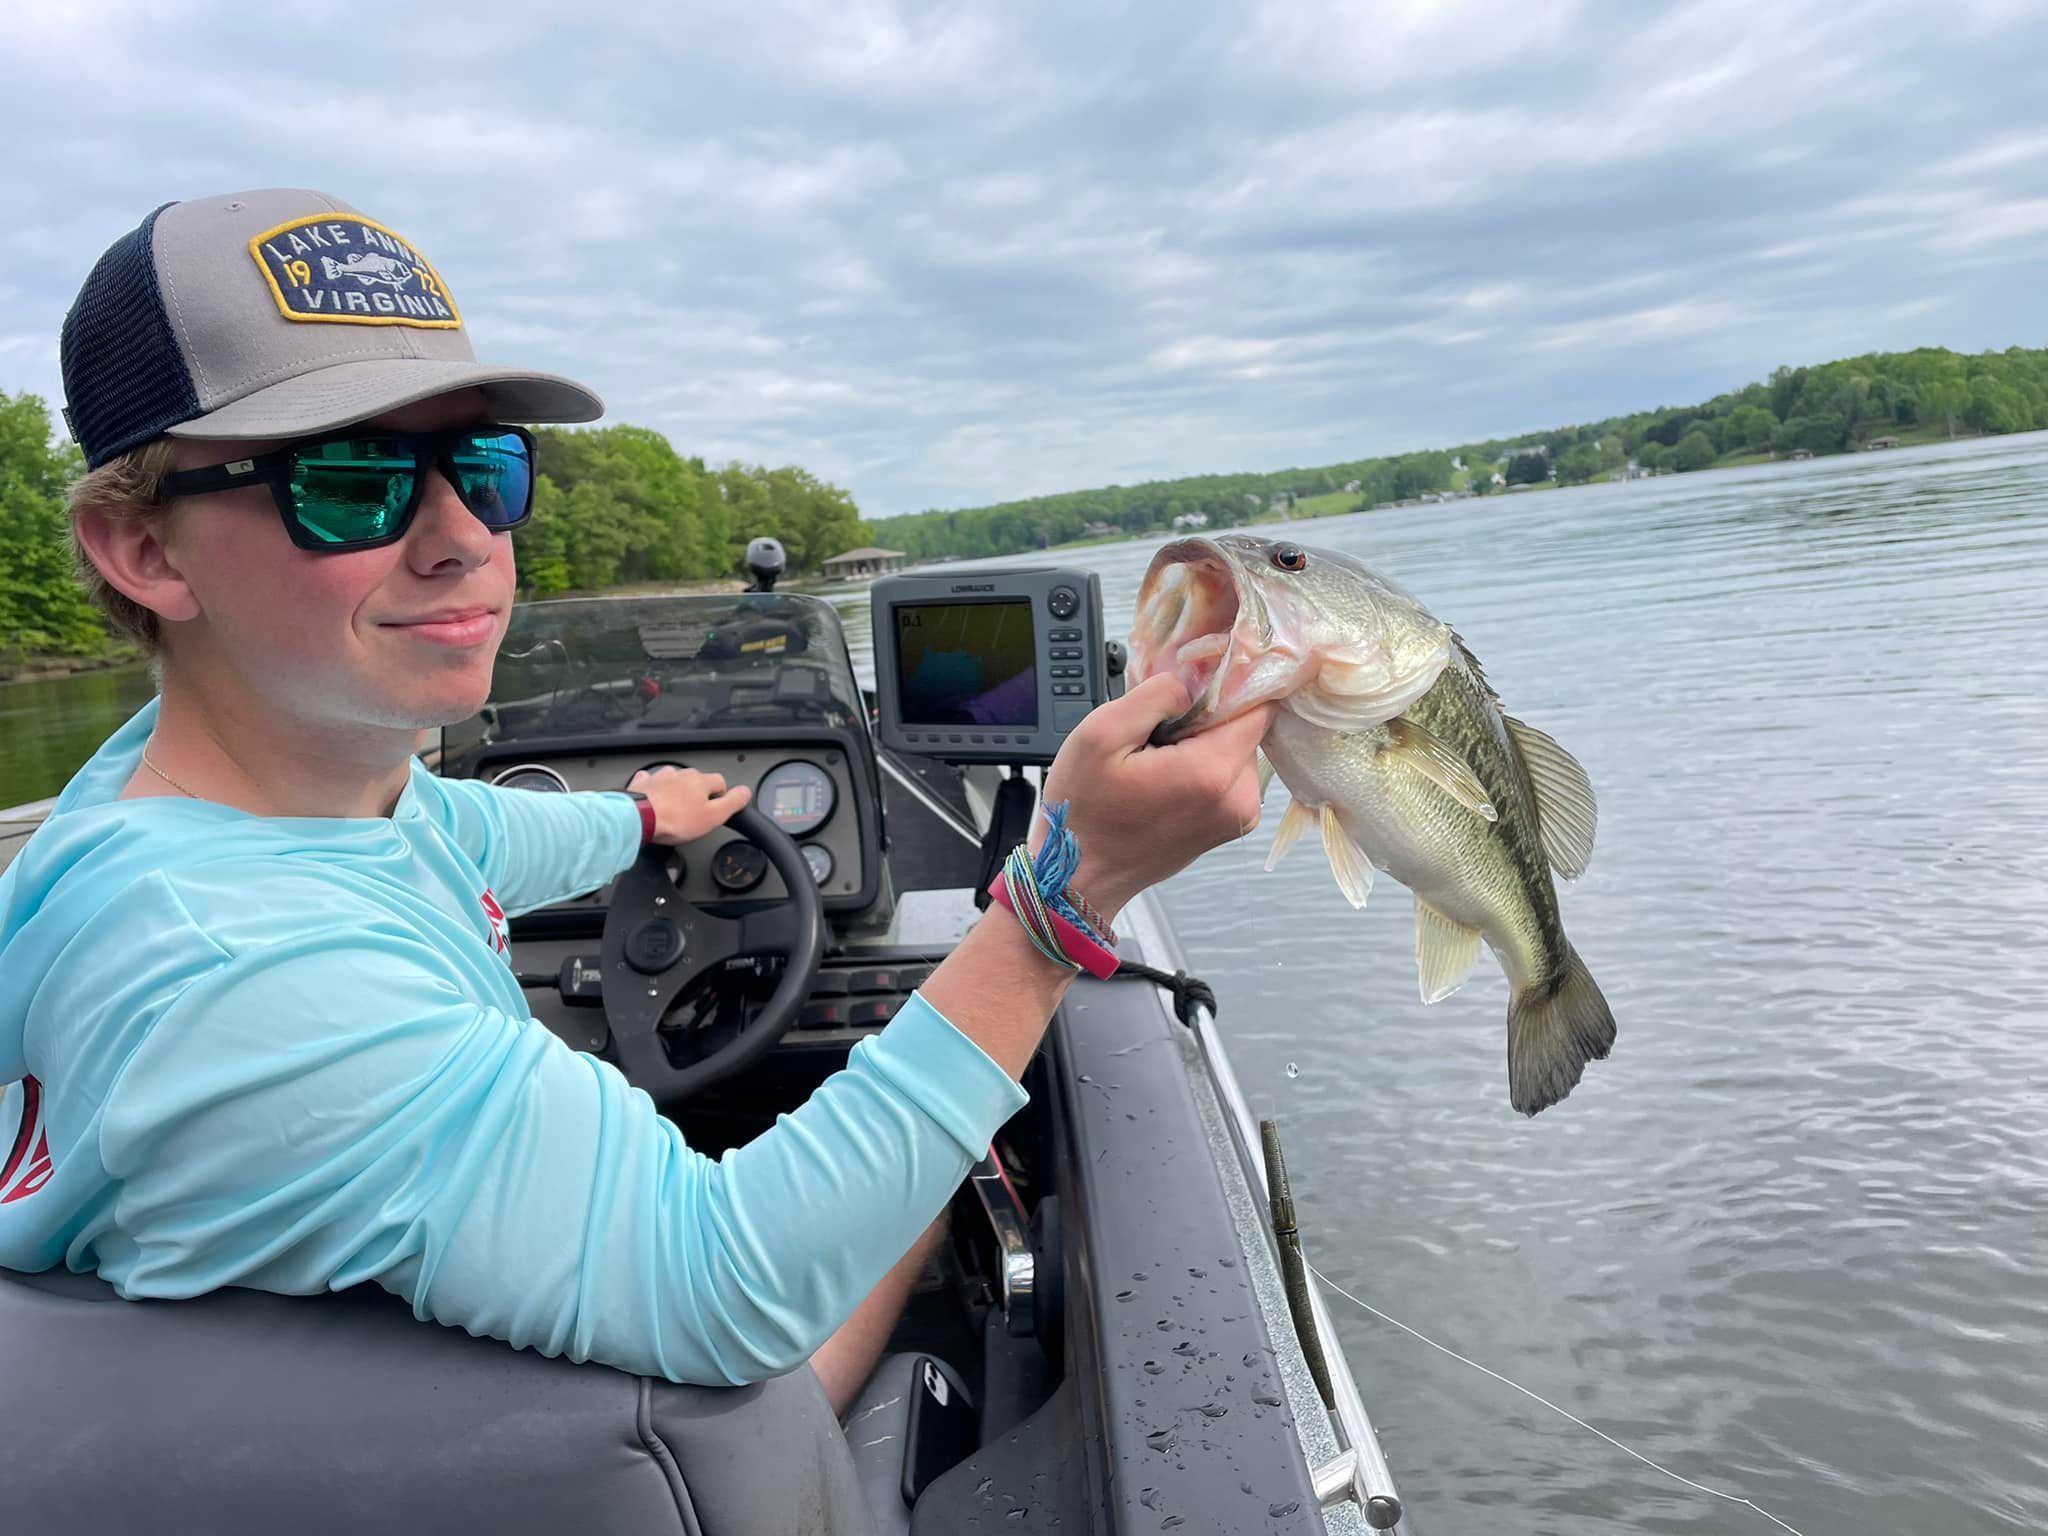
[1240,1480,1255,1495]
[1117,1289,1135,1301]
[1139,1487,1162,1510]
[1198,1403,1228,1418]
[1133,1270,1149,1281]
[1268,1500,1301,1518]
[1006,1507,1027,1521]
[1188,1267,1206,1278]
[1162,1518,1186,1530]
[1143,1359,1164,1374]
[1145,1428,1176,1452]
[1284,1061,1300,1078]
[1253,1392,1283,1407]
[1172,1340,1199,1356]
[976,1478,993,1495]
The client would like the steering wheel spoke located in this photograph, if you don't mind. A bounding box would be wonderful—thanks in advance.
[599,812,826,1108]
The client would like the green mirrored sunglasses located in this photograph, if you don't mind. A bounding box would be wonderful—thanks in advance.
[160,425,537,552]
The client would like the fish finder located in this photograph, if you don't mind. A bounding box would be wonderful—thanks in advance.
[871,567,1121,765]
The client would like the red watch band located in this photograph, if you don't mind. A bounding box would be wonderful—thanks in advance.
[628,792,657,845]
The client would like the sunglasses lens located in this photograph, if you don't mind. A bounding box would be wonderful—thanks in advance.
[448,430,533,528]
[289,436,417,545]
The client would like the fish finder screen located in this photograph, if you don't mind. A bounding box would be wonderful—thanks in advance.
[893,600,1038,727]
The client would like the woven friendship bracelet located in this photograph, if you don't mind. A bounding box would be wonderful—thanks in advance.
[1031,801,1116,947]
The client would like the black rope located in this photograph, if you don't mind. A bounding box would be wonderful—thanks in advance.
[1109,961,1217,1026]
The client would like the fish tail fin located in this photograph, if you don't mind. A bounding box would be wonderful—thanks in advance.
[1506,946,1615,1116]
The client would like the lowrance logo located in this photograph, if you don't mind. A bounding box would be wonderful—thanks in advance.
[951,583,996,592]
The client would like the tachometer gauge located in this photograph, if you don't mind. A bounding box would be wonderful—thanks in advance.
[711,841,769,894]
[491,763,569,793]
[801,844,835,886]
[758,760,836,836]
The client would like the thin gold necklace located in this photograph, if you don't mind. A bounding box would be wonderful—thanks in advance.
[140,743,200,799]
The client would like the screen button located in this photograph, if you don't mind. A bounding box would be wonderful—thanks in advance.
[1047,586,1079,620]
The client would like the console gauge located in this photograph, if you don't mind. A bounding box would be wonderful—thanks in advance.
[491,763,570,793]
[711,841,769,894]
[758,760,836,836]
[801,844,835,886]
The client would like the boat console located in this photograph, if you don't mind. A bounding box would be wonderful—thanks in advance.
[0,577,1406,1536]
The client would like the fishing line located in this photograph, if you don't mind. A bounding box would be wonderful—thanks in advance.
[1305,1262,1809,1536]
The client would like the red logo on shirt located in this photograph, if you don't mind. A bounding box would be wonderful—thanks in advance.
[478,888,510,955]
[1,1076,51,1205]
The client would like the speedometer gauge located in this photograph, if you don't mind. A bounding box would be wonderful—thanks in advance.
[757,760,836,836]
[491,763,569,793]
[711,841,769,894]
[801,844,834,886]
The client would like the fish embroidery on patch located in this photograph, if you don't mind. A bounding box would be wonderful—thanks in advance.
[248,215,463,328]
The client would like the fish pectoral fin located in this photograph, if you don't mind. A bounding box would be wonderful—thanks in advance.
[1382,718,1498,822]
[1255,747,1276,802]
[1504,716,1597,879]
[1265,796,1316,871]
[1319,807,1375,909]
[1414,899,1483,1004]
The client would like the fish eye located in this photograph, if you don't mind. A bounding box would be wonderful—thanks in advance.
[1270,543,1308,573]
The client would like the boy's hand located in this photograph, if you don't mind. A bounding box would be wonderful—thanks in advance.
[629,765,752,845]
[1037,674,1272,925]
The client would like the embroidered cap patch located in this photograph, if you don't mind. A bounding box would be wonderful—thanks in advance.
[248,214,463,328]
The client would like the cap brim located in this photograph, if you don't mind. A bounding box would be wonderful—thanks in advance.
[162,358,603,443]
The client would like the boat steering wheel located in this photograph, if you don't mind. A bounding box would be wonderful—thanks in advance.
[598,805,826,1108]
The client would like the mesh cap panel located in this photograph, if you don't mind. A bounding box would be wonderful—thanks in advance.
[60,204,200,469]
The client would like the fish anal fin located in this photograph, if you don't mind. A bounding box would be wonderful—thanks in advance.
[1255,746,1276,801]
[1382,718,1497,822]
[1414,899,1483,1004]
[1320,806,1375,909]
[1504,716,1597,879]
[1265,797,1316,872]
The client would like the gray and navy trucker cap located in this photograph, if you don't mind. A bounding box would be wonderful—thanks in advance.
[60,189,603,469]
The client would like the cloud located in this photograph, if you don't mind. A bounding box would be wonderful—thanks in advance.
[5,0,2047,517]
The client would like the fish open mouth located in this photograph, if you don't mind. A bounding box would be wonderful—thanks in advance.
[1130,539,1247,742]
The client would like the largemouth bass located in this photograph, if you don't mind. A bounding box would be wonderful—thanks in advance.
[1129,534,1614,1115]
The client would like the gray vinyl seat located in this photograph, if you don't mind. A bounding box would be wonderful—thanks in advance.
[0,1265,883,1536]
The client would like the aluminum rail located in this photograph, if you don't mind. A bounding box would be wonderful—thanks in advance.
[1121,893,1407,1533]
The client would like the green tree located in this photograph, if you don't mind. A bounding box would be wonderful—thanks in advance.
[0,392,106,663]
[1554,444,1601,485]
[1671,431,1717,472]
[1726,404,1779,451]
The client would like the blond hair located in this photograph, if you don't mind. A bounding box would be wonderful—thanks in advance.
[65,437,181,653]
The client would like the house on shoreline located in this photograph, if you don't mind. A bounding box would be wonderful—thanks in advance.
[821,546,907,580]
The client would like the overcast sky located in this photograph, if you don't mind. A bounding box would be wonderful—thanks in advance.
[6,0,2046,516]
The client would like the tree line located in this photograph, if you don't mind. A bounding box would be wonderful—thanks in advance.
[4,343,2046,668]
[862,345,2048,560]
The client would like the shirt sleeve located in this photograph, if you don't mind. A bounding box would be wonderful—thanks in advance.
[93,932,1026,1384]
[430,776,644,917]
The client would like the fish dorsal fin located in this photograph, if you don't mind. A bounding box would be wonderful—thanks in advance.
[1414,898,1483,1004]
[1504,716,1597,879]
[1382,718,1497,822]
[1265,796,1316,872]
[1320,806,1375,909]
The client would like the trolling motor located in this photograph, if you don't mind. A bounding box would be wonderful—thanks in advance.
[744,536,787,593]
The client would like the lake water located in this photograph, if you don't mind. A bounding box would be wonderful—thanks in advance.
[8,435,2046,1533]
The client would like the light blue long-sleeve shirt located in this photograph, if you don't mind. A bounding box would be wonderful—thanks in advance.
[0,700,1026,1383]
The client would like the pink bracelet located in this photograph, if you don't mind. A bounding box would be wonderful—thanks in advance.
[987,872,1122,979]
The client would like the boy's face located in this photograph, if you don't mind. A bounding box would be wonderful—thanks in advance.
[161,389,517,734]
